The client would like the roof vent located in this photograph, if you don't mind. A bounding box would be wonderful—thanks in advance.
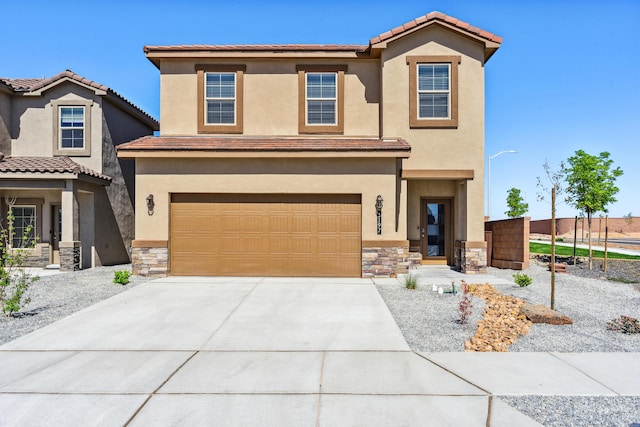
[0,152,4,161]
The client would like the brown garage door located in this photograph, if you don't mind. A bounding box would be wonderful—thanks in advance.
[170,194,361,277]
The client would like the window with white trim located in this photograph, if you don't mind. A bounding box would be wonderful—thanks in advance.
[417,64,450,119]
[205,72,236,125]
[306,72,337,125]
[10,205,36,248]
[59,106,85,148]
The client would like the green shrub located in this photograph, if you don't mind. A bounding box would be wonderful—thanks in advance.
[512,272,532,287]
[607,315,640,334]
[1,202,38,316]
[404,274,417,290]
[113,270,131,285]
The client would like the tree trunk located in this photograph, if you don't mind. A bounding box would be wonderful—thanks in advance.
[587,212,593,270]
[550,187,556,310]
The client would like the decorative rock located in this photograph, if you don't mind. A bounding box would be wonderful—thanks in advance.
[520,303,573,325]
[465,283,533,352]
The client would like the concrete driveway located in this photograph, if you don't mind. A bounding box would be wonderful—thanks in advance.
[0,277,539,426]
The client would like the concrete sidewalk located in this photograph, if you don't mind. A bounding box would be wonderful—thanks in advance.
[0,275,637,426]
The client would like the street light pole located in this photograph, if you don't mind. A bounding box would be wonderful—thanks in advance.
[487,150,518,219]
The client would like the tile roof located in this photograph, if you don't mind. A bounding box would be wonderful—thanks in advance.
[0,70,158,128]
[0,155,112,182]
[370,11,502,45]
[144,44,368,53]
[117,136,411,153]
[144,12,500,58]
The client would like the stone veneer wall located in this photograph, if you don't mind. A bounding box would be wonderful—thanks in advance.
[455,241,487,274]
[362,244,421,278]
[132,246,168,277]
[22,245,50,267]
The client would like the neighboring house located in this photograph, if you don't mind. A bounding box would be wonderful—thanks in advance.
[118,11,502,278]
[0,70,158,271]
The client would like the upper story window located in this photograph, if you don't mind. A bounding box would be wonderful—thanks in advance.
[205,73,236,125]
[407,56,460,128]
[418,64,450,119]
[297,65,346,134]
[60,107,85,148]
[306,73,337,125]
[52,99,92,156]
[196,64,245,134]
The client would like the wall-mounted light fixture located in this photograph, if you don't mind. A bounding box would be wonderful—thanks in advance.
[376,195,383,235]
[375,195,384,212]
[146,194,155,216]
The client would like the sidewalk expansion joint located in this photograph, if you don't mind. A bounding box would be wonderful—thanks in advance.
[414,351,492,395]
[548,352,621,396]
[123,350,199,426]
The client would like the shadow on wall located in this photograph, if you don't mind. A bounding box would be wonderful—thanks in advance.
[94,186,129,266]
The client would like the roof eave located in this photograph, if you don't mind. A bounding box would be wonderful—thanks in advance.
[22,76,107,97]
[0,171,111,185]
[145,49,370,67]
[117,149,410,159]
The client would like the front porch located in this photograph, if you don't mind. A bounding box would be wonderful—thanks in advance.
[0,156,112,271]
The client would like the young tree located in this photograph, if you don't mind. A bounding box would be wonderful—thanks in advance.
[537,160,565,310]
[0,197,38,316]
[564,150,623,270]
[505,187,529,218]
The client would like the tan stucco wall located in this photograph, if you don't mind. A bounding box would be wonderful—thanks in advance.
[0,91,11,155]
[159,59,380,137]
[134,157,403,242]
[10,83,103,172]
[381,25,487,242]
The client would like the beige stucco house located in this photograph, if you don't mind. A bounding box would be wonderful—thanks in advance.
[0,70,158,270]
[118,11,502,278]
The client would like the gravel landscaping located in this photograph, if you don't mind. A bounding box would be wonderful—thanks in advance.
[376,259,640,427]
[377,260,640,353]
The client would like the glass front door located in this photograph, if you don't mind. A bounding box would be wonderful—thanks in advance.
[426,203,445,256]
[420,199,452,263]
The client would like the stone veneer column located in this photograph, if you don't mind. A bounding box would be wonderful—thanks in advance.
[60,181,81,271]
[455,240,487,274]
[59,241,81,271]
[131,240,168,277]
[361,242,422,278]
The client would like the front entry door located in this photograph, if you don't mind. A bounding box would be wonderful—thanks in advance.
[420,199,452,264]
[51,204,61,264]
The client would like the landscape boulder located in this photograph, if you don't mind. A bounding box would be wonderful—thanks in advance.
[520,303,573,325]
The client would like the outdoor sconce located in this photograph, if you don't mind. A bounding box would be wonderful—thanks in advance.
[146,194,155,216]
[376,195,384,211]
[376,195,383,235]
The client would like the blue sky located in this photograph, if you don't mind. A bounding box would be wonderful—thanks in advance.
[3,0,638,220]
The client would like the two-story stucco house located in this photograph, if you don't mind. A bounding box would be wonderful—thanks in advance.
[118,11,501,278]
[0,70,158,271]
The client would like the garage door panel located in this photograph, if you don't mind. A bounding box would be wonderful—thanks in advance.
[170,195,361,277]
